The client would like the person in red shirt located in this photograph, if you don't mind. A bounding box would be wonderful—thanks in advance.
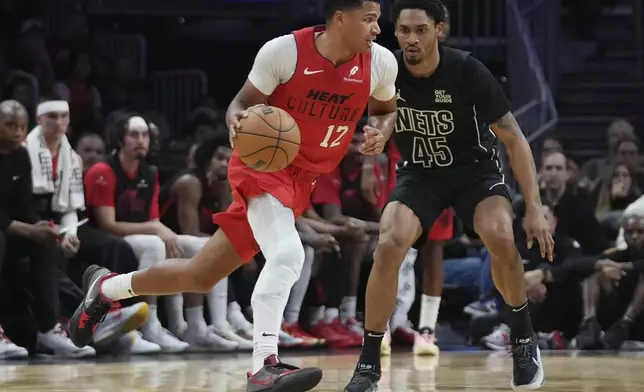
[70,1,398,389]
[81,115,232,353]
[309,122,380,347]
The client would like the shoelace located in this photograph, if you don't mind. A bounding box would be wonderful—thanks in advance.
[349,369,380,386]
[509,343,534,369]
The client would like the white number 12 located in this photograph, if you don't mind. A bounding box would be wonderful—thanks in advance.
[319,125,350,148]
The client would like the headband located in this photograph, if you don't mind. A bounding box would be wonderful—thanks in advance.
[127,116,149,130]
[37,101,69,116]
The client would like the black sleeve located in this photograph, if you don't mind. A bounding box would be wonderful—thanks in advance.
[550,256,598,283]
[461,55,512,125]
[16,149,39,224]
[569,197,609,254]
[0,212,11,231]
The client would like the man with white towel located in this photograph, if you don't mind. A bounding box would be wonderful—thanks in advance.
[26,99,153,355]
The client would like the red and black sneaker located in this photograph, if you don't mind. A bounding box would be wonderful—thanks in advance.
[246,354,322,392]
[69,265,116,347]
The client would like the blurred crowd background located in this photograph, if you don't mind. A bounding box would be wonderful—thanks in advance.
[0,0,643,360]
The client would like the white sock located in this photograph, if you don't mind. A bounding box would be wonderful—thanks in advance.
[100,273,136,301]
[284,246,315,326]
[142,304,161,333]
[228,301,252,332]
[324,307,339,323]
[309,306,325,325]
[206,279,228,329]
[340,296,357,324]
[419,295,441,331]
[186,306,207,333]
[164,295,184,333]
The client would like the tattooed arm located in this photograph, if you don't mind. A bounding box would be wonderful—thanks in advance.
[491,112,543,211]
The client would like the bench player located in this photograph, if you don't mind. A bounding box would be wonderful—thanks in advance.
[345,1,553,391]
[68,1,398,391]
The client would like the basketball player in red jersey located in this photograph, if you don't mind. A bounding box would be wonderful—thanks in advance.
[69,1,398,391]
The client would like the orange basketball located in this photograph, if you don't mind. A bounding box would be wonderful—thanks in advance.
[235,105,301,172]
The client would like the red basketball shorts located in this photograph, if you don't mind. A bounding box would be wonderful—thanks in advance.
[427,208,454,241]
[212,155,317,262]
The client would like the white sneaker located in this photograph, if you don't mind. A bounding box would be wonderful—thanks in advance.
[209,322,253,350]
[94,302,149,346]
[141,324,189,353]
[129,331,162,354]
[346,318,364,335]
[37,323,96,358]
[278,329,304,348]
[483,323,511,351]
[227,302,253,340]
[381,327,392,356]
[183,326,238,352]
[414,330,440,356]
[0,327,28,359]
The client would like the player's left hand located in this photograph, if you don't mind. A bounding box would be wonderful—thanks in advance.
[522,207,555,262]
[359,125,385,155]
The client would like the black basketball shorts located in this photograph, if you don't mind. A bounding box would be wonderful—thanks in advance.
[387,160,511,248]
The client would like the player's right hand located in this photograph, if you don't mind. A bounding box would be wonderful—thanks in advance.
[29,221,60,244]
[227,104,266,148]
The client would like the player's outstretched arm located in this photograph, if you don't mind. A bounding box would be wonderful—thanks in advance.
[491,112,540,209]
[492,112,554,261]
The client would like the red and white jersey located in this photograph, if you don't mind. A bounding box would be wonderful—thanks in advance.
[247,26,398,174]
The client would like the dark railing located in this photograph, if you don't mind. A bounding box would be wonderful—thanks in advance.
[503,0,558,190]
[635,0,643,79]
[506,0,558,144]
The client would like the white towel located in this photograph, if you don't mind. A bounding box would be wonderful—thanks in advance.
[26,125,85,213]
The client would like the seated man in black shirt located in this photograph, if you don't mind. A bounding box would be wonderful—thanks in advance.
[573,214,644,350]
[159,134,251,349]
[0,100,94,358]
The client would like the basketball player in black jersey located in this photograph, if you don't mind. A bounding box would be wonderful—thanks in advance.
[346,1,553,391]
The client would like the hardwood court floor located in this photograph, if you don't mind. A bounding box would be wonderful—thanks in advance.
[0,350,643,391]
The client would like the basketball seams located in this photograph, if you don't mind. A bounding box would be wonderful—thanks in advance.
[234,131,300,145]
[238,106,300,172]
[248,108,294,134]
[263,110,282,171]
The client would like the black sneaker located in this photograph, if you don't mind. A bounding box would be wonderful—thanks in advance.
[344,363,381,392]
[602,318,631,350]
[246,354,322,392]
[69,265,115,347]
[574,316,602,350]
[510,335,544,391]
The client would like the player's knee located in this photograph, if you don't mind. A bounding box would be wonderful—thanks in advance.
[187,257,219,292]
[477,218,516,258]
[251,239,305,306]
[374,230,411,271]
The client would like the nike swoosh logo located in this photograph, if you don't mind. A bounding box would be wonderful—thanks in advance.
[367,333,384,337]
[85,277,99,305]
[304,68,323,75]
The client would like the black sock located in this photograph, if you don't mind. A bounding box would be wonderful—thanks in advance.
[508,301,534,341]
[357,329,383,374]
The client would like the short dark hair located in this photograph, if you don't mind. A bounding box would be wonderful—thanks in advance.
[193,133,230,172]
[389,0,446,24]
[324,0,380,20]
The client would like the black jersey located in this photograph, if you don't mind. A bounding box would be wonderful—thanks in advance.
[159,170,221,235]
[393,46,511,170]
